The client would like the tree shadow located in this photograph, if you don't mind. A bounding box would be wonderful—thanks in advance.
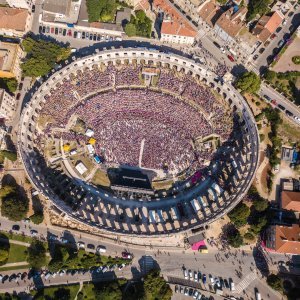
[252,246,269,278]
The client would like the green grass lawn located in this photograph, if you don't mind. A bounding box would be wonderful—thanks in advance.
[6,243,28,263]
[32,284,80,300]
[0,264,29,272]
[80,283,96,300]
[0,230,32,244]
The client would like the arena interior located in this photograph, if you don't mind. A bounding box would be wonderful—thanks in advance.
[18,47,259,236]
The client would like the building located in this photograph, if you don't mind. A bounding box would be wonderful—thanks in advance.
[0,42,23,79]
[198,0,220,27]
[0,88,16,121]
[2,0,32,9]
[153,0,198,44]
[42,0,81,24]
[214,6,247,43]
[265,224,300,255]
[281,191,300,212]
[252,11,284,43]
[0,7,29,37]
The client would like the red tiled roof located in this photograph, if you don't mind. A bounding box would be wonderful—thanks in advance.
[0,7,28,32]
[281,191,300,212]
[153,0,197,37]
[275,224,300,254]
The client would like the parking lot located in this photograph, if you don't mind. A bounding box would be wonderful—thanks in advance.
[39,25,122,44]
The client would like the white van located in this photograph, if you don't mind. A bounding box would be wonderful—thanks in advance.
[96,245,106,253]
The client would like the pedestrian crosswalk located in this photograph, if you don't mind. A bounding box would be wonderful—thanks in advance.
[235,272,257,294]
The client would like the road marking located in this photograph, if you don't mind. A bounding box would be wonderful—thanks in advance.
[235,272,257,293]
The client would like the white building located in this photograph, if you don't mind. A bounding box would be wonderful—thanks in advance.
[75,162,88,175]
[4,0,32,9]
[0,88,16,121]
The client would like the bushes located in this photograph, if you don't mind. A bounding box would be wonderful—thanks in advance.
[292,56,300,65]
[244,232,255,241]
[259,134,265,142]
[30,212,44,224]
[124,10,152,38]
[86,0,118,23]
[267,274,283,291]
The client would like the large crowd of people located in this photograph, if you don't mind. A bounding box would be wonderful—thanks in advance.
[39,62,233,174]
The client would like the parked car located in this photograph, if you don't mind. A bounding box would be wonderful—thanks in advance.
[180,286,184,294]
[55,27,58,35]
[189,269,193,280]
[184,288,189,296]
[259,47,265,54]
[271,99,277,105]
[12,224,20,231]
[87,243,95,250]
[46,27,50,33]
[118,263,126,270]
[230,281,235,291]
[86,32,89,40]
[39,26,42,33]
[74,31,78,38]
[202,274,206,284]
[294,116,300,124]
[253,54,259,60]
[193,290,199,299]
[285,110,293,117]
[263,94,271,101]
[77,241,85,249]
[82,32,86,39]
[18,82,23,90]
[227,55,234,62]
[63,29,67,36]
[122,251,132,259]
[42,26,46,33]
[50,27,54,34]
[60,237,69,244]
[270,33,277,39]
[276,26,282,33]
[278,104,285,111]
[288,11,294,17]
[30,229,38,236]
[31,5,35,12]
[209,274,214,284]
[278,40,285,47]
[16,93,21,100]
[97,245,107,253]
[194,271,198,282]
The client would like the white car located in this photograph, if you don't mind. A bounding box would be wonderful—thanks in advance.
[230,282,235,291]
[294,116,300,124]
[194,271,198,282]
[30,230,38,236]
[97,245,106,253]
[118,263,125,270]
[184,269,188,279]
[77,241,85,249]
[184,287,189,296]
[209,275,214,284]
[193,290,199,299]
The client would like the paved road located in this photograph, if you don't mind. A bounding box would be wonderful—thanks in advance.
[0,215,295,299]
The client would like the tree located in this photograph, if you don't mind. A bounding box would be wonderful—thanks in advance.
[0,184,29,221]
[30,211,44,224]
[267,274,282,291]
[93,281,122,300]
[265,70,276,82]
[228,202,250,227]
[244,232,255,241]
[227,226,243,248]
[21,36,70,78]
[246,0,271,21]
[54,288,71,300]
[125,23,137,37]
[0,244,9,266]
[124,10,152,38]
[86,0,117,23]
[27,239,46,270]
[253,197,268,212]
[236,71,261,94]
[0,150,17,162]
[143,269,173,300]
[0,77,18,93]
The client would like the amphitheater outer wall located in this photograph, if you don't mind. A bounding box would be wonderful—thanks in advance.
[18,48,260,237]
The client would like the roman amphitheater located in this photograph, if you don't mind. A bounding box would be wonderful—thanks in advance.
[18,47,259,236]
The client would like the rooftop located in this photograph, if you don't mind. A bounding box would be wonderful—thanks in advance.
[198,0,220,27]
[0,42,19,72]
[281,191,300,212]
[215,6,247,38]
[153,0,197,37]
[43,0,70,15]
[252,11,284,42]
[275,224,300,254]
[0,7,28,32]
